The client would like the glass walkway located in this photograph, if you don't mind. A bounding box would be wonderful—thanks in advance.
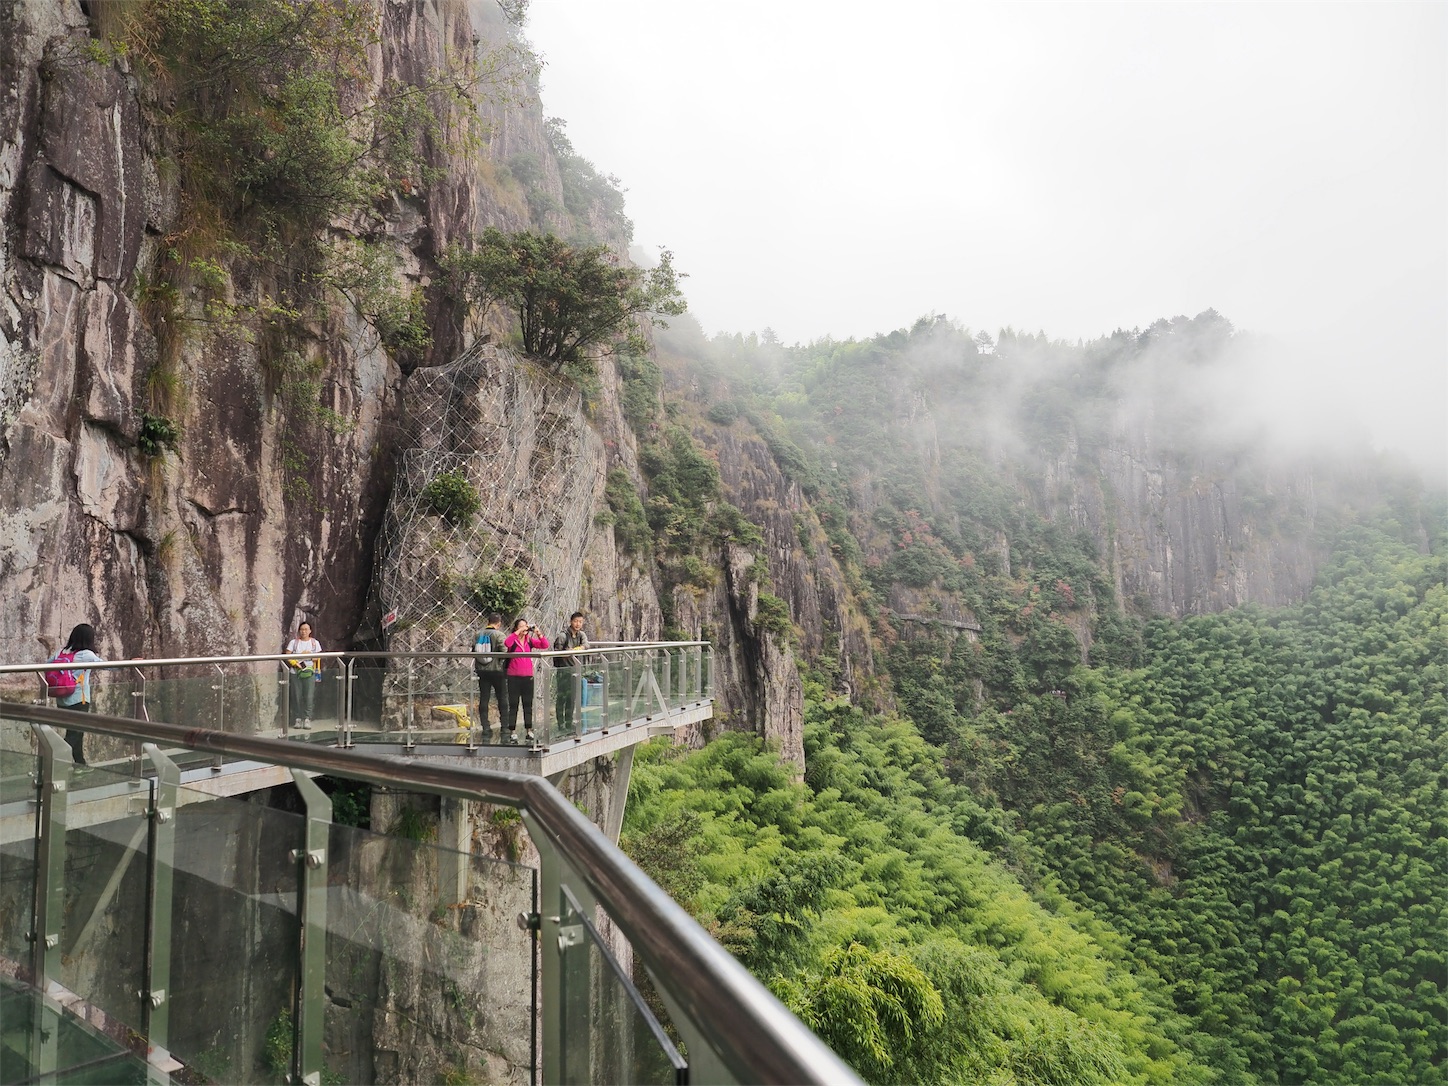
[0,648,860,1085]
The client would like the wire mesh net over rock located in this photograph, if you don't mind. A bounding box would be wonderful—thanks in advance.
[368,344,605,725]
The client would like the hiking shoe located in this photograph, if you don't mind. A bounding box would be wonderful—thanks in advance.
[524,730,537,743]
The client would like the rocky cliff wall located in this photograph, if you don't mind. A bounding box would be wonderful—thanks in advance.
[0,0,804,756]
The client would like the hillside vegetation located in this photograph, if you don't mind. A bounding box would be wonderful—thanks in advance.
[622,316,1446,1084]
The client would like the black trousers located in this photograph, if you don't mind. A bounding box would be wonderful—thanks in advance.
[63,701,90,765]
[477,670,508,727]
[554,667,578,729]
[505,675,534,732]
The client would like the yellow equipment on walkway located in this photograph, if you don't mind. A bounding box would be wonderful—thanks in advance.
[431,703,472,744]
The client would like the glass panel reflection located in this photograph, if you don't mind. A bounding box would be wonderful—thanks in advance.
[320,801,537,1085]
[58,759,150,1038]
[558,884,686,1086]
[0,727,37,977]
[165,782,301,1085]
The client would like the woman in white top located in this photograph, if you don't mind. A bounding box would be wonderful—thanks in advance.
[284,621,322,729]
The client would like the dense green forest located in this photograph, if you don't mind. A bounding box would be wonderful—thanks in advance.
[621,316,1446,1084]
[626,517,1445,1085]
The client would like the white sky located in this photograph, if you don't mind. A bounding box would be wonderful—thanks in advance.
[523,1,1447,475]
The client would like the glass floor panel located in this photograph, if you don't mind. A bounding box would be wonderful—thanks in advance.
[0,979,150,1084]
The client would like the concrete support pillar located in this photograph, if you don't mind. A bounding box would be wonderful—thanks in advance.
[437,797,474,906]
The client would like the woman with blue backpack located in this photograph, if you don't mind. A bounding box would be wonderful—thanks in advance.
[47,623,102,766]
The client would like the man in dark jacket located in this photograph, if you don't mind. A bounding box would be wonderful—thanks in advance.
[553,611,589,732]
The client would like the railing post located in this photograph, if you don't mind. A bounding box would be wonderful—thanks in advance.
[279,664,290,736]
[142,744,180,1072]
[599,661,610,731]
[211,664,225,770]
[290,771,331,1086]
[624,653,637,718]
[342,658,356,748]
[703,644,714,699]
[331,665,345,733]
[31,726,70,985]
[536,660,552,745]
[406,656,416,737]
[30,725,72,1079]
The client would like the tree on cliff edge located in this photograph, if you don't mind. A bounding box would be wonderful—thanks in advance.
[444,229,686,370]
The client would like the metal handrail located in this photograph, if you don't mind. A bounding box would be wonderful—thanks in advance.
[0,643,708,676]
[0,700,862,1086]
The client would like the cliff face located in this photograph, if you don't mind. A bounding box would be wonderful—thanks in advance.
[0,0,800,754]
[1,0,432,661]
[1032,429,1326,617]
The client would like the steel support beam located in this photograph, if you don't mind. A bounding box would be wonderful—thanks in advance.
[30,725,72,1078]
[291,770,331,1086]
[143,744,179,1072]
[525,818,565,1086]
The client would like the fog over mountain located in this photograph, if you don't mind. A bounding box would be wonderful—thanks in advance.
[524,1,1447,479]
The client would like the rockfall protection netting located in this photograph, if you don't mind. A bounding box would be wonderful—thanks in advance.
[371,343,605,656]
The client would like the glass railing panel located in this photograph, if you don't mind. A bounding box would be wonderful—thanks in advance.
[215,665,277,738]
[57,760,151,1038]
[685,646,701,701]
[557,884,686,1086]
[348,660,386,736]
[140,673,223,732]
[0,728,38,973]
[88,679,138,720]
[69,682,145,768]
[277,662,348,737]
[580,668,604,733]
[603,657,629,733]
[349,659,480,744]
[320,808,537,1084]
[165,781,302,1085]
[672,647,692,704]
[535,662,564,743]
[640,649,667,714]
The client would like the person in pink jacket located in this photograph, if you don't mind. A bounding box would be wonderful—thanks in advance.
[503,617,549,742]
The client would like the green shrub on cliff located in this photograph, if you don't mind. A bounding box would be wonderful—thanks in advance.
[468,567,529,621]
[442,229,686,371]
[421,471,480,526]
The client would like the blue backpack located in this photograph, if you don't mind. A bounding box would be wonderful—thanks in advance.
[473,628,507,672]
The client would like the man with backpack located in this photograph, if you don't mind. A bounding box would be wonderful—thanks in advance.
[47,623,102,766]
[473,613,509,738]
